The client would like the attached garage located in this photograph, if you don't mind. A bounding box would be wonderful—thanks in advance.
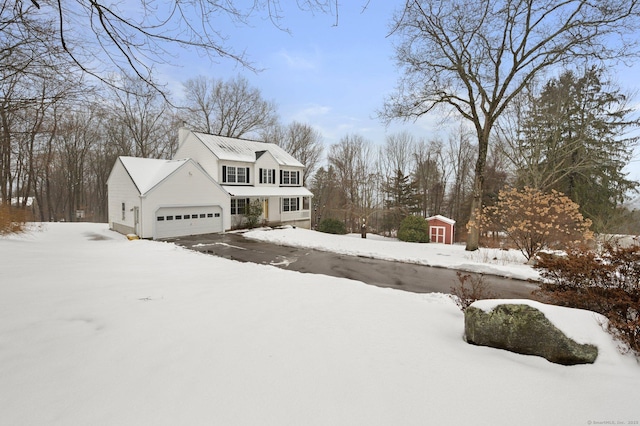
[155,206,223,239]
[108,157,230,239]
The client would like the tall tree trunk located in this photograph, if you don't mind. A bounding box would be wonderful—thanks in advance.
[465,128,490,251]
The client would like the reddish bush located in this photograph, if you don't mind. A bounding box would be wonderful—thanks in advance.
[534,244,640,356]
[0,205,27,235]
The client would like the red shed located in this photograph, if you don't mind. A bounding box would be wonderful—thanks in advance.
[426,215,456,244]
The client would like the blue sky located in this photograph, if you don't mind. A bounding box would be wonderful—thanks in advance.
[159,2,441,147]
[156,1,640,180]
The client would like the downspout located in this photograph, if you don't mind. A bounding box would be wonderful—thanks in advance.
[137,194,143,237]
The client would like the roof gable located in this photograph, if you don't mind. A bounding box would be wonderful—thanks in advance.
[192,132,304,167]
[118,157,189,195]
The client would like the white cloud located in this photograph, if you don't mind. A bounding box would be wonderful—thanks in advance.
[289,104,331,122]
[277,48,320,70]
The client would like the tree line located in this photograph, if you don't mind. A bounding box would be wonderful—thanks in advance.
[0,69,324,222]
[2,51,638,240]
[313,66,639,240]
[3,0,640,243]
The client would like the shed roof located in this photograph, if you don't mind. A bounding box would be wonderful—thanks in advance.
[426,214,456,225]
[118,157,189,195]
[192,132,304,168]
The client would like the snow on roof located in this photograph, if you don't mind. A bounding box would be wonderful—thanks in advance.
[427,215,456,225]
[222,185,313,198]
[192,132,304,168]
[119,157,189,195]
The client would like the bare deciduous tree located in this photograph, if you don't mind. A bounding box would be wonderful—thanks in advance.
[382,0,640,250]
[412,139,447,218]
[109,74,176,159]
[445,124,476,234]
[183,75,278,139]
[380,131,415,179]
[262,121,323,185]
[11,0,340,94]
[327,134,377,232]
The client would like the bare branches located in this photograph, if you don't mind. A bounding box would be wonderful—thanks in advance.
[5,0,343,96]
[383,0,640,250]
[182,75,278,139]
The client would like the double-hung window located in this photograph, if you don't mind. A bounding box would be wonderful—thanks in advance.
[237,167,246,183]
[282,197,300,212]
[223,166,250,184]
[226,166,236,183]
[279,170,300,186]
[260,168,275,184]
[231,198,249,215]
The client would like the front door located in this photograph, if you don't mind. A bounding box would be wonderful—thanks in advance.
[262,199,269,220]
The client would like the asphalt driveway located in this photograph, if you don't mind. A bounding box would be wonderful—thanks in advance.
[165,232,539,299]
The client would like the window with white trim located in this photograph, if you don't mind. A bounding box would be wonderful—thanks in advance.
[279,170,300,186]
[231,198,249,215]
[226,166,236,183]
[223,166,250,184]
[282,197,300,212]
[260,168,275,184]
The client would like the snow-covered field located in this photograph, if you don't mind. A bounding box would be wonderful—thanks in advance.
[1,223,638,426]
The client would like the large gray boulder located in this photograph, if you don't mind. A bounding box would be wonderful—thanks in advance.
[464,303,598,365]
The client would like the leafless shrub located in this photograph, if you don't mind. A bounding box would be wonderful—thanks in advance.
[450,272,497,311]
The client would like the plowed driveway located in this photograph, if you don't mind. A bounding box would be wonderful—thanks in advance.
[167,233,539,299]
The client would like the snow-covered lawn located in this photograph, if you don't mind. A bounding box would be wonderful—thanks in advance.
[0,223,638,426]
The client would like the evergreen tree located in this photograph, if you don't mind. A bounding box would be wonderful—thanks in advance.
[412,152,445,218]
[516,67,638,231]
[309,166,345,227]
[382,169,420,233]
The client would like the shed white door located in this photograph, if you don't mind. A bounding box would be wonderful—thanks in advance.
[430,226,446,244]
[155,206,223,239]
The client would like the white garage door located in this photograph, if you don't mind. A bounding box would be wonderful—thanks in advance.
[155,206,223,239]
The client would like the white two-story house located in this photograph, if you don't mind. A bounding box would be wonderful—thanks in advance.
[107,128,313,239]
